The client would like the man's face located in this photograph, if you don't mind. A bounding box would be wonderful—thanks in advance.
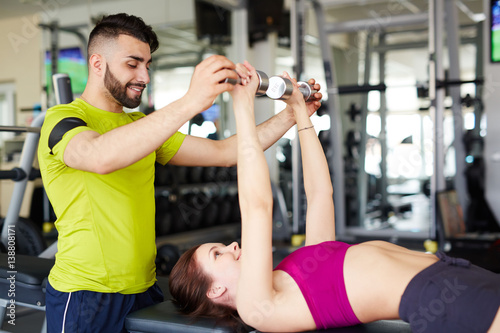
[104,65,145,109]
[103,34,152,109]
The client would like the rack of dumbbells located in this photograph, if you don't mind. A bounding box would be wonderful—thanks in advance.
[154,164,240,237]
[154,165,243,276]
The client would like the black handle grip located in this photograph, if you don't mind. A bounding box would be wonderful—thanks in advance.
[0,168,40,181]
[0,168,26,181]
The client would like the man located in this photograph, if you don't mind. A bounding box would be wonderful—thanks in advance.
[38,13,321,333]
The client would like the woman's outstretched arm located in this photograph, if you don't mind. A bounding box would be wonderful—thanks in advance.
[230,62,275,327]
[282,72,335,245]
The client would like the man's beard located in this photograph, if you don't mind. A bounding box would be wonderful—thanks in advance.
[104,66,145,109]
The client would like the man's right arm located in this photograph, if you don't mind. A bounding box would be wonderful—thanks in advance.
[63,55,238,174]
[64,99,193,174]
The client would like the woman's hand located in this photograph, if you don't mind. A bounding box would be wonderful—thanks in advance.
[280,72,308,113]
[230,61,260,108]
[304,78,322,117]
[281,72,322,117]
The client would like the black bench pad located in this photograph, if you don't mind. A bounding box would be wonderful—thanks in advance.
[0,253,54,306]
[125,300,412,333]
[0,253,54,285]
[126,300,237,333]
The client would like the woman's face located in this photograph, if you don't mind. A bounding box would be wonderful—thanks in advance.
[195,242,242,293]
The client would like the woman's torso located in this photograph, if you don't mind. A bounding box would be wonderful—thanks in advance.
[343,241,439,322]
[270,241,438,330]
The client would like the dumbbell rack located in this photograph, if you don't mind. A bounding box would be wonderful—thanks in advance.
[154,165,242,245]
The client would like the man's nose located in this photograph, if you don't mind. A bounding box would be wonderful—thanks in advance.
[138,67,150,85]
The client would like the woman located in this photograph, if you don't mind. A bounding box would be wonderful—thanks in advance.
[169,62,500,333]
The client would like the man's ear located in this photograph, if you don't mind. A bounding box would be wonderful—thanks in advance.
[88,54,105,76]
[206,284,226,300]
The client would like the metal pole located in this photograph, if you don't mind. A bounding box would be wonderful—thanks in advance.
[434,0,446,191]
[378,32,389,216]
[311,0,346,236]
[225,0,248,137]
[1,112,46,247]
[291,0,307,234]
[473,21,484,154]
[356,32,373,226]
[324,13,428,34]
[445,0,469,220]
[373,37,477,53]
[0,126,40,133]
[50,22,59,77]
[429,0,446,242]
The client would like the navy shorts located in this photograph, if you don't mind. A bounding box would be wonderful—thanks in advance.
[45,281,164,333]
[399,252,500,333]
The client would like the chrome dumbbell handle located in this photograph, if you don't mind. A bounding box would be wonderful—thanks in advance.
[224,70,269,96]
[297,81,318,101]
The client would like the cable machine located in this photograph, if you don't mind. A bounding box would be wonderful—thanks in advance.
[294,0,483,243]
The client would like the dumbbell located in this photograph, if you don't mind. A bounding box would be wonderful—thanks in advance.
[225,70,269,96]
[266,76,318,101]
[226,70,318,101]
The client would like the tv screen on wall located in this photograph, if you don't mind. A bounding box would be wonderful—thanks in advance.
[45,47,88,95]
[491,0,500,62]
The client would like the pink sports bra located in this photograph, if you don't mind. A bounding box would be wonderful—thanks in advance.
[274,241,361,329]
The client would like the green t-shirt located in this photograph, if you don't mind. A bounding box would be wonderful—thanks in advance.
[38,98,185,294]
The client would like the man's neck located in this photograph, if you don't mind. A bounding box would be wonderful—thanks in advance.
[80,86,123,114]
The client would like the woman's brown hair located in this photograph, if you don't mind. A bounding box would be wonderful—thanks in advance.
[168,244,240,323]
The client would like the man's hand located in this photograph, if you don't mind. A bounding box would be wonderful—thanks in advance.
[183,55,238,114]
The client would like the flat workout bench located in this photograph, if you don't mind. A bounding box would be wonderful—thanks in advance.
[126,281,412,333]
[126,302,412,332]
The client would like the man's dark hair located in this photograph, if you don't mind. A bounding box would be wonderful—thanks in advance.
[88,13,159,58]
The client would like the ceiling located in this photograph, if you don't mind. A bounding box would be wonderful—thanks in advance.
[1,0,485,73]
[1,0,485,18]
[2,0,484,22]
[319,0,484,23]
[153,0,485,72]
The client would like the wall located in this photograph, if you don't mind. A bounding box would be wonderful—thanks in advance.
[0,14,43,125]
[0,15,43,217]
